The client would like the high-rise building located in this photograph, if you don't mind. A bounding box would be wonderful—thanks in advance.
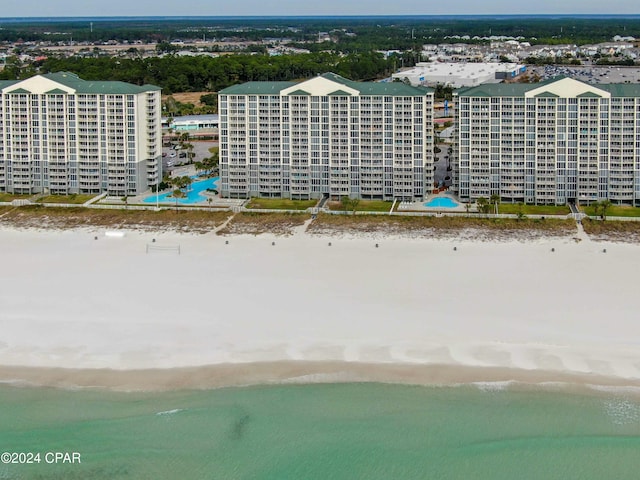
[219,73,434,201]
[453,77,640,206]
[0,72,161,196]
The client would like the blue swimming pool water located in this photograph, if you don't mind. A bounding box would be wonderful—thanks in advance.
[144,176,220,204]
[424,197,459,208]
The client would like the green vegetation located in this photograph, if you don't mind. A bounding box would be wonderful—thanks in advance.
[0,193,32,202]
[36,194,96,204]
[498,204,571,215]
[1,17,638,50]
[245,198,317,210]
[11,52,395,94]
[328,200,394,212]
[582,204,640,218]
[194,149,219,177]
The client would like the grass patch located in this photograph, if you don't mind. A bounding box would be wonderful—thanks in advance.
[245,198,317,210]
[308,213,576,240]
[36,194,97,204]
[0,206,232,233]
[327,200,394,212]
[218,212,310,236]
[497,204,571,215]
[581,205,640,218]
[0,193,32,202]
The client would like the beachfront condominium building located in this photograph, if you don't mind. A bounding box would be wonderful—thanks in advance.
[0,72,161,196]
[453,77,640,206]
[219,73,434,200]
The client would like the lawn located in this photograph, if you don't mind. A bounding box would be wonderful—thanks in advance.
[497,204,571,215]
[0,193,32,202]
[327,200,395,212]
[36,194,97,204]
[245,198,318,210]
[581,204,640,218]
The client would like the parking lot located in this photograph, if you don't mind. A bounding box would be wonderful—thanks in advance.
[527,65,640,84]
[162,141,217,175]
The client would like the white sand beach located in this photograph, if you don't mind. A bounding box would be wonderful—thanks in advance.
[1,226,639,389]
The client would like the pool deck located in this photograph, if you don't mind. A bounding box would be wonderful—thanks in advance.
[397,194,472,213]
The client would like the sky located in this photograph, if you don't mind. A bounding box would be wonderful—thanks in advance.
[1,0,639,18]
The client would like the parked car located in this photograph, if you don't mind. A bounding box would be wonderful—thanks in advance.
[179,152,187,158]
[169,152,176,158]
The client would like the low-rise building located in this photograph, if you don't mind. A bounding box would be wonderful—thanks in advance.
[393,62,526,88]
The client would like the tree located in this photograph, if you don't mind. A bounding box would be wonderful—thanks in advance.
[121,195,128,209]
[186,143,195,163]
[340,196,359,214]
[598,199,612,220]
[476,197,491,215]
[490,194,500,215]
[172,189,185,209]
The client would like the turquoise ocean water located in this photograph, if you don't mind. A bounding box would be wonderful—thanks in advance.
[1,382,639,479]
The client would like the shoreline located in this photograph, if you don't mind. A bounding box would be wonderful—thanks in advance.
[3,361,640,394]
[1,225,640,394]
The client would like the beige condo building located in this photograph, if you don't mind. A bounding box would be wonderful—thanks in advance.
[453,77,640,206]
[0,72,161,196]
[219,73,434,201]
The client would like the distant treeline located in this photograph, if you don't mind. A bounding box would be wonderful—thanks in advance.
[0,52,395,93]
[1,17,639,48]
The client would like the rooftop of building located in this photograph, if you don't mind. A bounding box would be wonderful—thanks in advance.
[398,62,524,78]
[219,72,433,97]
[1,72,161,95]
[456,76,640,97]
[166,114,219,123]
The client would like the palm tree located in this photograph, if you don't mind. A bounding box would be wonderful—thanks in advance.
[186,143,195,163]
[599,199,612,221]
[490,194,500,215]
[172,189,185,210]
[476,197,490,215]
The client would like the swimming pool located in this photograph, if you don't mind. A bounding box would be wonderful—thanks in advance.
[144,176,220,205]
[424,197,459,208]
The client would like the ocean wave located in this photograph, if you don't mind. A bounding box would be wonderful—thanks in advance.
[603,399,640,426]
[156,408,184,416]
[471,381,516,392]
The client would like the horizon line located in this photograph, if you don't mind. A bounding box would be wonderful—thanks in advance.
[2,14,640,21]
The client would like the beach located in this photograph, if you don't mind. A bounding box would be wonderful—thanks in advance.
[1,225,639,390]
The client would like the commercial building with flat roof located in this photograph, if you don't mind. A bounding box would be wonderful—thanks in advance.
[393,62,526,88]
[453,77,640,206]
[0,72,161,196]
[219,73,434,200]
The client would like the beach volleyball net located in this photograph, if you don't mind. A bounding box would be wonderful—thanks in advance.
[145,244,181,255]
